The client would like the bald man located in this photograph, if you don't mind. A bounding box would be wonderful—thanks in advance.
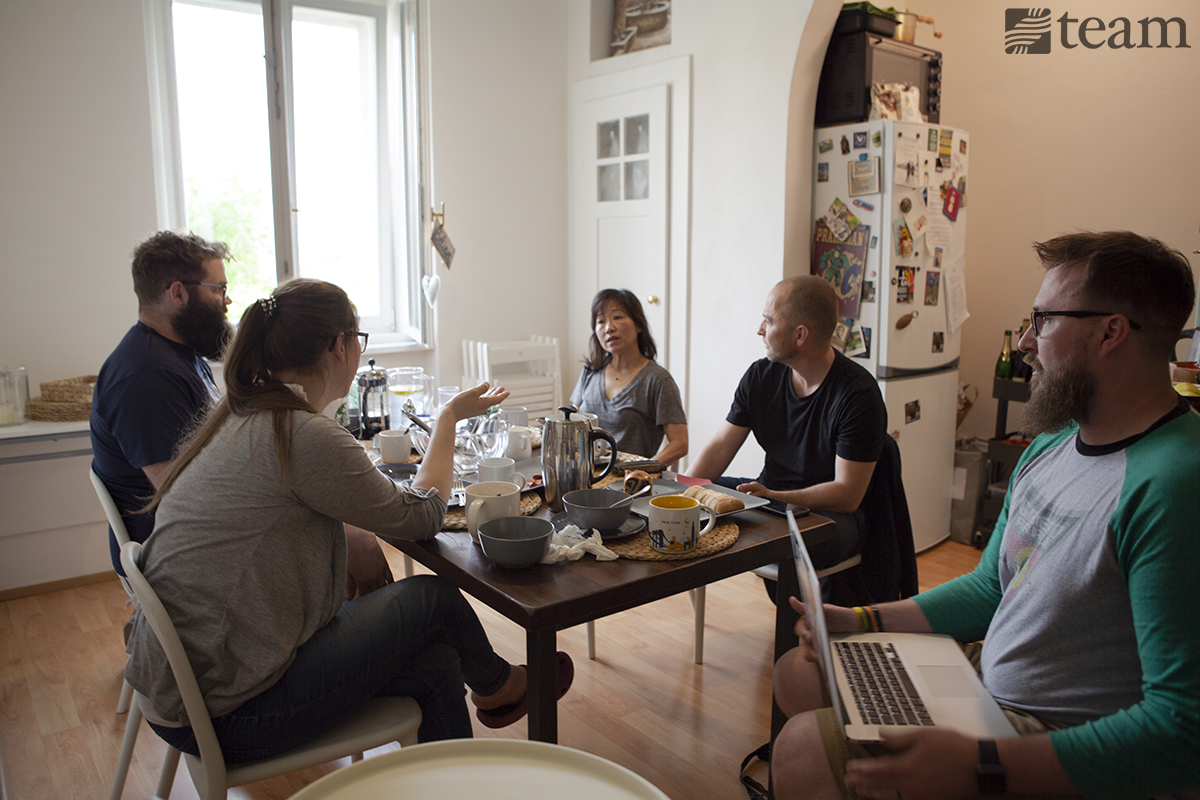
[688,276,886,575]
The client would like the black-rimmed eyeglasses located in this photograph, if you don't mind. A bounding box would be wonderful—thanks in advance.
[331,332,369,353]
[1030,310,1142,338]
[179,280,228,298]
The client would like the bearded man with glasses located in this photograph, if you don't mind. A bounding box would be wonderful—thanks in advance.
[91,231,235,577]
[772,231,1200,800]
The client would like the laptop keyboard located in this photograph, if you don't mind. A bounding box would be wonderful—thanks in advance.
[834,641,935,727]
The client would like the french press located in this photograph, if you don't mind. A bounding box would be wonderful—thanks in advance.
[355,358,390,440]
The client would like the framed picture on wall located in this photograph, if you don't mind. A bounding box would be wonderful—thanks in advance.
[611,0,672,56]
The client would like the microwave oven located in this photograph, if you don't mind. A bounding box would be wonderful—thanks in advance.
[815,31,942,126]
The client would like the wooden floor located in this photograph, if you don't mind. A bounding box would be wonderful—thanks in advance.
[0,539,982,800]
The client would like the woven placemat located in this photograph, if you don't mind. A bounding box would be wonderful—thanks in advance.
[442,491,543,531]
[607,519,739,561]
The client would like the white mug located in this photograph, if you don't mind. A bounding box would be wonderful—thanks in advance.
[477,457,526,487]
[647,495,715,554]
[505,425,533,461]
[465,481,521,544]
[377,429,412,464]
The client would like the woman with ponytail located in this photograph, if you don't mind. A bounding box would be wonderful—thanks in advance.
[124,278,571,760]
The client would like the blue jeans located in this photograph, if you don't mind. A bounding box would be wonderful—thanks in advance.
[151,574,511,762]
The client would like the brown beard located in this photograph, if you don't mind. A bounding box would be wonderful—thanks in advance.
[1020,351,1096,438]
[174,294,234,361]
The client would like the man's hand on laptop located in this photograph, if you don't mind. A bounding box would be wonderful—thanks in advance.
[790,596,857,662]
[844,727,978,800]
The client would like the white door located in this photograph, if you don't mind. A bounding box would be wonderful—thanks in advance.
[574,85,670,358]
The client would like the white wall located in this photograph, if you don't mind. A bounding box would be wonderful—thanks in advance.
[0,0,158,384]
[907,1,1200,439]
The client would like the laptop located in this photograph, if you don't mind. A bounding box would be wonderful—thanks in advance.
[787,510,1016,741]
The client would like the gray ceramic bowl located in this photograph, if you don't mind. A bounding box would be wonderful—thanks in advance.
[562,488,631,533]
[478,516,553,568]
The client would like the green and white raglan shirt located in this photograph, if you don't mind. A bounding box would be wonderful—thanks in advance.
[915,399,1200,800]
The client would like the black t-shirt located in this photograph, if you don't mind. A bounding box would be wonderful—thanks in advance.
[726,352,886,490]
[90,322,219,570]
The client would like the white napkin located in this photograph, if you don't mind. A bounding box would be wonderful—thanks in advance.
[541,524,618,564]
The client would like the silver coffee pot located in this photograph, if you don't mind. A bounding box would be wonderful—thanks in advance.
[355,358,390,440]
[541,405,618,512]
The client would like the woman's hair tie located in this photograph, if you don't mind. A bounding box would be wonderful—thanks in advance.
[258,296,277,317]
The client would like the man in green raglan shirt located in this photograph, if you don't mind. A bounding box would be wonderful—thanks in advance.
[771,230,1200,800]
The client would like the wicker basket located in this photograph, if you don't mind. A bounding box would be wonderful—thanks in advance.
[30,396,91,421]
[40,375,97,403]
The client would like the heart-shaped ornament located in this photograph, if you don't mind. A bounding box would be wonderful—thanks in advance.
[421,274,441,306]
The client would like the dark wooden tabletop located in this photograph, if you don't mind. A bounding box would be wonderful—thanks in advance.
[393,505,835,632]
[393,503,834,743]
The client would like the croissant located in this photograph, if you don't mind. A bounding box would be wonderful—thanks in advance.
[683,485,744,514]
[623,469,654,495]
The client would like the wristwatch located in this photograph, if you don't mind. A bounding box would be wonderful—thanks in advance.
[976,739,1007,794]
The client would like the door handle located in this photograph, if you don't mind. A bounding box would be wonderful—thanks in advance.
[646,295,659,305]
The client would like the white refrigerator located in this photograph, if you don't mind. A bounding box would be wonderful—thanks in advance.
[812,120,970,552]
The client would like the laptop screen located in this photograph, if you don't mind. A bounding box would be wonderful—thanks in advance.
[787,509,846,730]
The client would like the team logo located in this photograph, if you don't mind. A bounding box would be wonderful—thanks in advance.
[1005,8,1053,53]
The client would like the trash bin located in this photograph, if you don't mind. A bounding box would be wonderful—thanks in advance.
[950,439,987,545]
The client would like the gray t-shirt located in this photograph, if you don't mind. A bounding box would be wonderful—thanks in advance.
[124,408,447,724]
[570,360,685,459]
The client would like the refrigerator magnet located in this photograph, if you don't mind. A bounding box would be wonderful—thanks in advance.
[861,280,876,303]
[932,332,945,353]
[841,135,850,154]
[928,128,940,151]
[844,326,867,358]
[896,267,916,303]
[859,327,873,359]
[896,311,918,329]
[870,235,878,249]
[940,130,953,158]
[943,186,962,221]
[933,247,944,268]
[904,400,921,424]
[817,162,829,182]
[893,220,914,258]
[848,158,880,196]
[900,197,912,214]
[925,271,941,306]
[853,132,868,148]
[818,138,833,153]
[852,199,875,211]
[871,130,882,147]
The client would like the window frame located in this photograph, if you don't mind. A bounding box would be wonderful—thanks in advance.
[144,0,431,351]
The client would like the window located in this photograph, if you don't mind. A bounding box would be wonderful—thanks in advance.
[148,0,427,347]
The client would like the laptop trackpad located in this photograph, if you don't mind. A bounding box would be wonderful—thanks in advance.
[918,665,979,697]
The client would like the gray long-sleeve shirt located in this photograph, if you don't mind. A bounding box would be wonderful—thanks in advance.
[124,408,447,724]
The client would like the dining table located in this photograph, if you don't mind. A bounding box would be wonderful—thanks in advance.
[391,497,835,745]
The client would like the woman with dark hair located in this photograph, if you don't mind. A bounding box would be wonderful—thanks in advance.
[124,278,572,761]
[570,288,687,465]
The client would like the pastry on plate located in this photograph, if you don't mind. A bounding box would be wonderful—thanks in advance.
[623,469,654,495]
[683,484,745,514]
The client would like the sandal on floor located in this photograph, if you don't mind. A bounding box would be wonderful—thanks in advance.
[476,651,574,729]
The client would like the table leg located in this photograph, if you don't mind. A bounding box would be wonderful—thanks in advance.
[525,627,558,743]
[770,555,801,743]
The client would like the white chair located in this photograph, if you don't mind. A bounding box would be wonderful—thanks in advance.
[462,336,563,420]
[88,468,141,799]
[115,541,422,800]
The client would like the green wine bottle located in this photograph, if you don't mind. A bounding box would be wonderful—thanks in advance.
[995,330,1014,380]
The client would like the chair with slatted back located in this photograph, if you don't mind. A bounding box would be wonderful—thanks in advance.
[461,337,562,420]
[115,540,423,800]
[88,467,142,799]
